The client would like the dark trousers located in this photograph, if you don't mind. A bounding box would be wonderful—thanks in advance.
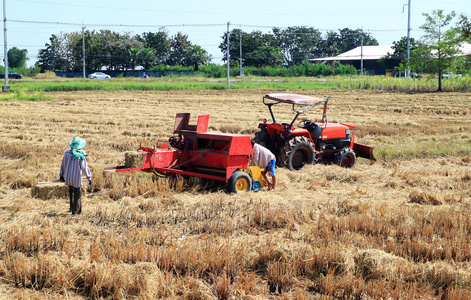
[68,186,82,215]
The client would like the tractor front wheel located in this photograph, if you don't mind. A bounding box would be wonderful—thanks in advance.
[336,148,356,168]
[228,171,252,194]
[279,136,315,171]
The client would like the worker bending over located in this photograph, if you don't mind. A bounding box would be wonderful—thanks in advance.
[251,140,276,191]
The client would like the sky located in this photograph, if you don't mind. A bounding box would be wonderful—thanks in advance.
[3,0,471,67]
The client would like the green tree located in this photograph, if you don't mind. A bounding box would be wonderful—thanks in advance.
[66,31,87,72]
[391,36,421,60]
[219,29,242,65]
[460,15,471,40]
[379,36,421,72]
[273,26,323,65]
[336,28,378,53]
[85,30,105,72]
[167,32,192,66]
[99,30,143,70]
[37,34,68,72]
[319,31,342,57]
[132,48,156,70]
[7,47,28,68]
[412,9,461,91]
[138,30,171,65]
[243,31,277,66]
[187,45,211,71]
[246,46,283,67]
[219,29,277,67]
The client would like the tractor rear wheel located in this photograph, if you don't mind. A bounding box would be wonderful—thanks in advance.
[336,148,356,168]
[228,171,252,194]
[279,136,315,171]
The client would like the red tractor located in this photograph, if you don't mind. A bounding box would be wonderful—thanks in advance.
[253,93,375,170]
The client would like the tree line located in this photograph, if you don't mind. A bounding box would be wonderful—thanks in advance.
[35,27,378,73]
[36,30,211,72]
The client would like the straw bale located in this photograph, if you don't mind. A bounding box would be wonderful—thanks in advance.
[31,181,69,200]
[125,151,145,168]
[31,181,85,200]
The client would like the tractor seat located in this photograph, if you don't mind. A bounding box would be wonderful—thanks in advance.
[306,123,322,140]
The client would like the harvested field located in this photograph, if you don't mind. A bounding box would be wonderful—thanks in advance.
[0,89,471,299]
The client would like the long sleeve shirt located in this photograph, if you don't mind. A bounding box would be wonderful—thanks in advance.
[252,144,275,168]
[59,150,92,188]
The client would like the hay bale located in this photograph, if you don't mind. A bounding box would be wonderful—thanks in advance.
[31,181,86,200]
[125,151,145,168]
[31,181,69,200]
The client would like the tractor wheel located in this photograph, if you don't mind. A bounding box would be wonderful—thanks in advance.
[336,148,356,168]
[253,130,269,148]
[252,180,261,192]
[279,136,315,171]
[228,171,252,194]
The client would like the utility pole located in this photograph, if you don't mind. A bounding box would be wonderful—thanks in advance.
[2,0,10,92]
[226,22,230,86]
[82,25,86,79]
[239,26,243,80]
[406,0,411,79]
[360,35,364,76]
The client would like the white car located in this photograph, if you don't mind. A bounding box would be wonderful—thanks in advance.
[442,72,461,79]
[88,72,111,79]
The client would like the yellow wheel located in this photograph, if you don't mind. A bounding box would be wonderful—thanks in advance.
[228,171,252,194]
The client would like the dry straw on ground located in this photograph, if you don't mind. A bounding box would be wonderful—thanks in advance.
[0,89,470,299]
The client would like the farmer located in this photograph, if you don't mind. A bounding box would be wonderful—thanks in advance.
[250,140,276,191]
[60,137,92,216]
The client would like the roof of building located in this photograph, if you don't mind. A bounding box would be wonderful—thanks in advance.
[311,45,394,62]
[459,43,471,56]
[311,43,471,62]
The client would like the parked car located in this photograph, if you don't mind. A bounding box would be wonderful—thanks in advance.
[410,72,422,79]
[88,72,111,79]
[0,71,22,79]
[442,72,462,79]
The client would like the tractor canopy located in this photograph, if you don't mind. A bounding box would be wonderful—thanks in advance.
[263,93,326,106]
[262,93,330,126]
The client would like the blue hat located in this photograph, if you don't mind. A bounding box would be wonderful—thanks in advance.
[69,137,86,150]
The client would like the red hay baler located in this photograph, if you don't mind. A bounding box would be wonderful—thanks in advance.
[104,113,265,194]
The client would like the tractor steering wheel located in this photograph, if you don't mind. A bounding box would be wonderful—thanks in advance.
[297,120,313,128]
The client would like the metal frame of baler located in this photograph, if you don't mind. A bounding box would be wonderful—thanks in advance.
[105,113,262,187]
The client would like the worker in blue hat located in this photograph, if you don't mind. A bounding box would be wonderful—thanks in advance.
[59,137,92,216]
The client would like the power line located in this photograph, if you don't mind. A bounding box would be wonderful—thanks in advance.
[9,19,423,34]
[15,0,408,17]
[10,19,227,28]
